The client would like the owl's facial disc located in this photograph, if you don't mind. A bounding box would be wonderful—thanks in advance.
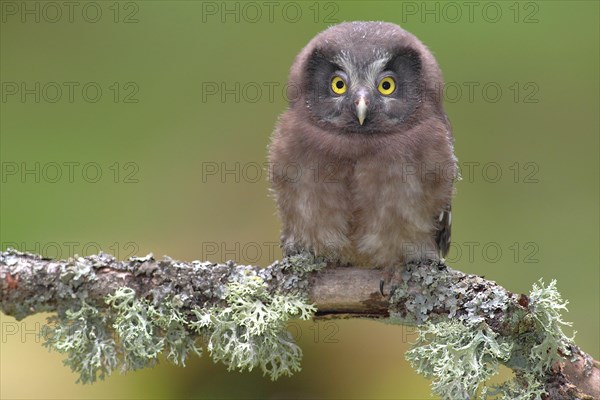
[302,47,423,135]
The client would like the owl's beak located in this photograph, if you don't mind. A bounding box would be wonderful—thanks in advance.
[355,96,368,125]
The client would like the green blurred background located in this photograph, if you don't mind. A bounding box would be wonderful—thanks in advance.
[1,1,598,398]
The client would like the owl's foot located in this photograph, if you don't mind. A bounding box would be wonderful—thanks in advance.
[335,260,354,268]
[281,242,303,257]
[379,263,405,297]
[379,279,398,297]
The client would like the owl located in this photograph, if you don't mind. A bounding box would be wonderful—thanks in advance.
[268,21,457,267]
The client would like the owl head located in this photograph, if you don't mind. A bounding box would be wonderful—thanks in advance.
[288,21,445,135]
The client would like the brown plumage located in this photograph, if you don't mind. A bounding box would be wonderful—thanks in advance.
[268,21,457,267]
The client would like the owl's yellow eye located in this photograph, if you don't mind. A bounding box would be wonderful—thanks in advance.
[378,77,396,95]
[331,76,347,95]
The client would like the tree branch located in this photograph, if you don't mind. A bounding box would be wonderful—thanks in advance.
[1,249,598,399]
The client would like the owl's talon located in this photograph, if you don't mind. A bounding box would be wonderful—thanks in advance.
[379,279,385,296]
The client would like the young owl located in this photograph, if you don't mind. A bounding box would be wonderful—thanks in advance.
[268,21,457,267]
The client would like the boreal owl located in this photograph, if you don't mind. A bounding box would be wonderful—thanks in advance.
[268,21,457,267]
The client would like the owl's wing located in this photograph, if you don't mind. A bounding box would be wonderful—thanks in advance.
[435,204,452,258]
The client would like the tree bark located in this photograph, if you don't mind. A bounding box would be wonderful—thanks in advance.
[1,249,598,399]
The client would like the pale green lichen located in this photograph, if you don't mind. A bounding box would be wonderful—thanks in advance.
[406,320,512,399]
[106,287,201,371]
[190,274,315,380]
[41,261,317,383]
[482,371,546,400]
[528,279,574,373]
[43,301,118,384]
[406,279,574,399]
[149,296,202,367]
[389,261,510,325]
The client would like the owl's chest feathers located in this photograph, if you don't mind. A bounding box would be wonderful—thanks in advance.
[315,154,430,226]
[290,150,439,264]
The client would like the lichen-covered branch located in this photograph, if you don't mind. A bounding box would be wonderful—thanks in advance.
[1,249,598,399]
